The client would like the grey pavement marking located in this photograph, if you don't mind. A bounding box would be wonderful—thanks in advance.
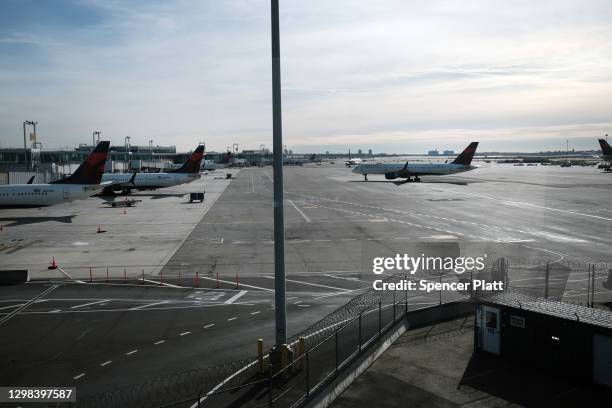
[179,332,191,336]
[250,311,260,315]
[73,373,85,380]
[0,304,24,310]
[154,340,165,345]
[227,317,237,321]
[126,349,138,355]
[203,323,215,328]
[100,361,112,367]
[0,284,58,326]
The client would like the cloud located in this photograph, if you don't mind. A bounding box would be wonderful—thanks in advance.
[0,0,611,152]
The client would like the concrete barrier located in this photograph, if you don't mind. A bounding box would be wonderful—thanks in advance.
[0,270,30,285]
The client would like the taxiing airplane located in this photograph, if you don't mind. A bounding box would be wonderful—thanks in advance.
[0,141,111,207]
[344,150,364,167]
[352,142,479,182]
[101,145,204,194]
[284,154,319,166]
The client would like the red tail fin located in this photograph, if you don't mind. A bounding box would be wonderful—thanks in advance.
[52,141,110,185]
[452,142,479,165]
[170,145,205,173]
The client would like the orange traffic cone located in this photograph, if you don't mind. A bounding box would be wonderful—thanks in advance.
[48,257,58,270]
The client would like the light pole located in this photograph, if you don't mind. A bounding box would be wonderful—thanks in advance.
[271,0,287,352]
[22,120,37,171]
[93,131,101,147]
[125,136,131,171]
[149,140,154,164]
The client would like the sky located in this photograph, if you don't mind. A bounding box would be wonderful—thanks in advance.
[0,0,611,153]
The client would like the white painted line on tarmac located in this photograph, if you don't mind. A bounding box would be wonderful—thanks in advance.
[288,199,311,222]
[154,340,165,345]
[70,299,109,309]
[142,279,182,288]
[74,373,85,380]
[126,349,138,355]
[129,301,169,310]
[224,290,248,304]
[0,304,24,310]
[204,323,215,328]
[199,276,274,292]
[263,276,349,292]
[179,332,191,337]
[250,311,260,315]
[298,304,311,307]
[100,360,112,367]
[227,317,237,321]
[49,309,61,313]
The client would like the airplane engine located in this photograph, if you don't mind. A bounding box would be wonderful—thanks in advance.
[385,173,398,180]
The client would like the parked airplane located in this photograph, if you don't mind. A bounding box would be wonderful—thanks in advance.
[599,139,612,161]
[284,154,319,166]
[102,145,204,194]
[352,142,479,182]
[0,141,111,207]
[345,150,364,167]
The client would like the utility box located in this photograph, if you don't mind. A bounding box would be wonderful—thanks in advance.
[189,192,204,203]
[475,293,612,387]
[226,173,233,179]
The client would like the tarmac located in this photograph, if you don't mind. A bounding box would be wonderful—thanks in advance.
[1,162,611,399]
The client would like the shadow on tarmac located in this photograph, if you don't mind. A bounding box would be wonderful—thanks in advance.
[0,215,76,226]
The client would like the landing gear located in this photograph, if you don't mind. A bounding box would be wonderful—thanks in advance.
[364,174,368,181]
[414,177,421,182]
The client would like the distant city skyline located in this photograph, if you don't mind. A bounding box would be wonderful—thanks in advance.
[1,1,611,152]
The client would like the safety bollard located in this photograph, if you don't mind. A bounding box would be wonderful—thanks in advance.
[123,268,127,284]
[235,273,240,289]
[141,269,145,285]
[195,271,200,288]
[179,270,182,287]
[216,272,220,289]
[257,339,264,374]
[106,267,109,283]
[89,267,93,283]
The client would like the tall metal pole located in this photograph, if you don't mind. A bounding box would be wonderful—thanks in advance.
[23,121,28,171]
[271,0,287,348]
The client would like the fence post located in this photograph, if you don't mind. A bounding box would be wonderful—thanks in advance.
[297,337,305,370]
[141,269,145,285]
[591,264,596,308]
[106,267,109,283]
[439,271,442,305]
[335,330,339,373]
[358,312,363,353]
[89,267,93,283]
[179,270,182,286]
[378,301,382,337]
[160,270,163,286]
[258,339,265,374]
[544,262,550,299]
[197,390,201,408]
[123,268,127,284]
[268,363,273,407]
[305,351,310,398]
[405,273,408,316]
[393,290,396,322]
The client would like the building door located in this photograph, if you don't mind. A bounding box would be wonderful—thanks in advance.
[593,334,612,387]
[483,306,501,355]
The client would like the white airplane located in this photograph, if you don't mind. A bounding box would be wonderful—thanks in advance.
[0,141,111,207]
[344,150,364,167]
[352,142,479,182]
[101,145,204,194]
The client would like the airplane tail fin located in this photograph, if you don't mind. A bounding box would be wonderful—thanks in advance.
[169,145,205,173]
[309,154,316,161]
[452,142,479,165]
[52,141,110,184]
[599,139,612,156]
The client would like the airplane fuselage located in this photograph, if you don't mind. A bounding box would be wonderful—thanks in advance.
[352,162,476,177]
[102,172,200,190]
[0,183,104,206]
